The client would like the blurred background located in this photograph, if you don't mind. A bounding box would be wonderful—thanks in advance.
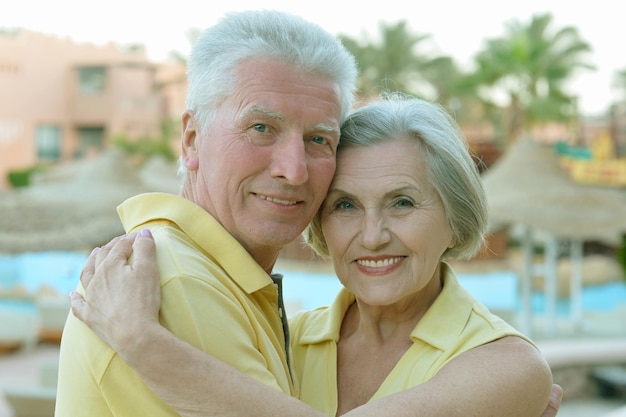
[1,1,625,416]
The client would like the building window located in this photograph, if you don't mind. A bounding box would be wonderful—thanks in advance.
[77,126,104,155]
[77,66,106,93]
[36,125,61,161]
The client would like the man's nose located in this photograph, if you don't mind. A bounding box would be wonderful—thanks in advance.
[270,134,309,185]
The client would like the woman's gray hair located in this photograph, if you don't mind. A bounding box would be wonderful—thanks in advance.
[305,93,489,261]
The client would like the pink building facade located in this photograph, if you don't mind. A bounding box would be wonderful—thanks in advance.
[0,29,186,190]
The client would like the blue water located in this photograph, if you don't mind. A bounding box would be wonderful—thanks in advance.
[279,270,522,312]
[0,251,89,318]
[0,251,89,296]
[0,252,624,317]
[0,298,36,312]
[277,269,626,316]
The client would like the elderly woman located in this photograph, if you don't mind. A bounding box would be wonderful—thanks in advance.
[71,94,559,417]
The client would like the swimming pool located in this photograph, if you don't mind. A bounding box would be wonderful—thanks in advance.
[277,269,626,316]
[0,252,624,318]
[0,251,89,296]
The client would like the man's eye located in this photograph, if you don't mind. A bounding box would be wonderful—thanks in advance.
[311,136,327,145]
[253,124,268,133]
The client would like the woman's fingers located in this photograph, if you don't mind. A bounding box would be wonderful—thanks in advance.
[69,229,160,351]
[131,229,157,274]
[69,290,87,322]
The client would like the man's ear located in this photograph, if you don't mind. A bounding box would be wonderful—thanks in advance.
[181,111,199,171]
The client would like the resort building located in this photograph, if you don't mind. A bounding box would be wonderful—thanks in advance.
[0,29,186,190]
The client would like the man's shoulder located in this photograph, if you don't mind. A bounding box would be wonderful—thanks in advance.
[148,225,223,277]
[57,313,117,385]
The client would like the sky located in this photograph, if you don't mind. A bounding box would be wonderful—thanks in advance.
[3,0,623,115]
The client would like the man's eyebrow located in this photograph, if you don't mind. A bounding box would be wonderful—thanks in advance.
[312,123,340,136]
[243,105,285,121]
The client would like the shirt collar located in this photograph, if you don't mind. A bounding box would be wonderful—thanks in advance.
[295,262,474,352]
[117,192,273,294]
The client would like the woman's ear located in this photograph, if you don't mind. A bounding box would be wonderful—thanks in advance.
[181,111,199,171]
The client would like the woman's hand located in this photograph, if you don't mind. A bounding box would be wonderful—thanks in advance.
[542,384,563,417]
[70,229,161,353]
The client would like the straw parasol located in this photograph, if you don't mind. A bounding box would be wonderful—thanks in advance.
[481,137,626,335]
[0,148,178,253]
[482,137,626,245]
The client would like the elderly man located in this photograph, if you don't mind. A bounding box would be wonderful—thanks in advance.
[55,9,357,416]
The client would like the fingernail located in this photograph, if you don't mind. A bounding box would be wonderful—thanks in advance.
[140,228,152,237]
[91,247,100,255]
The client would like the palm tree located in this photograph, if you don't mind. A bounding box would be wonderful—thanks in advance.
[612,67,626,104]
[469,13,594,143]
[338,21,436,99]
[610,68,626,154]
[419,56,463,106]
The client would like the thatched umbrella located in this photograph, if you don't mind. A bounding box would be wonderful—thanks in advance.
[483,137,626,245]
[0,148,163,253]
[481,137,626,335]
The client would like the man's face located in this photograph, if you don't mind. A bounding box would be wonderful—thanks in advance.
[181,58,342,263]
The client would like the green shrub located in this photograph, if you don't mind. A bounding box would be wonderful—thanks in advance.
[618,234,626,280]
[7,166,40,188]
[112,133,177,162]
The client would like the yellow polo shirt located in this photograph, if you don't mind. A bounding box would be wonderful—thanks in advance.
[56,192,293,417]
[289,263,531,415]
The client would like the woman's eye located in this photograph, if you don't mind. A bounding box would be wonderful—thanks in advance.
[332,199,353,211]
[395,198,415,208]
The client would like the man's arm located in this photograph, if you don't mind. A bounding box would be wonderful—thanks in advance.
[71,231,561,417]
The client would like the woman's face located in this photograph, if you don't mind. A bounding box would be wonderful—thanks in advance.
[320,137,455,308]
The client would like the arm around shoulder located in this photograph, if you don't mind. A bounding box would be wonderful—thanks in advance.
[343,336,553,417]
[439,336,553,417]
